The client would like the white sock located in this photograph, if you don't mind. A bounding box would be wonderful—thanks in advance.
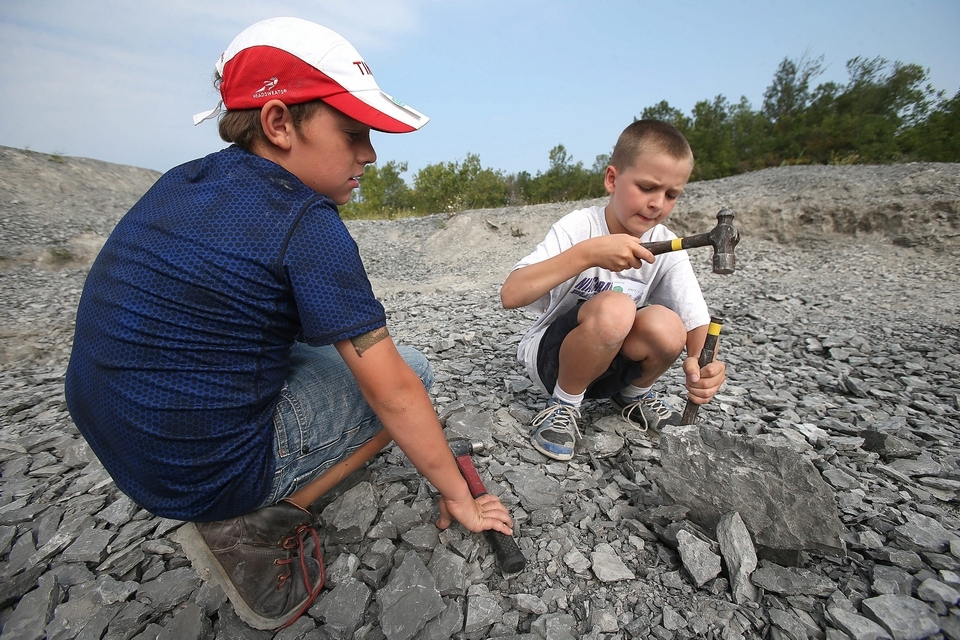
[552,384,584,407]
[620,384,651,400]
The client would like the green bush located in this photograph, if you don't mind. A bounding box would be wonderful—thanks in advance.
[338,52,957,220]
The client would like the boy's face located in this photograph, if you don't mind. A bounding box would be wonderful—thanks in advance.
[284,106,377,205]
[603,150,692,237]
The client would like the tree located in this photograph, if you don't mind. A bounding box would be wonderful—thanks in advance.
[339,160,411,219]
[761,54,825,164]
[640,101,691,131]
[522,145,606,204]
[412,153,509,213]
[899,89,960,161]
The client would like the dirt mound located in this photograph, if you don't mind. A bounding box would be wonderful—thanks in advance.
[0,146,160,264]
[1,145,958,274]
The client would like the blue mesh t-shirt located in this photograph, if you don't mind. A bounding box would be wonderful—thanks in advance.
[65,145,386,521]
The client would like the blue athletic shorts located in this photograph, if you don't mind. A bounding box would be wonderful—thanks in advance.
[536,301,642,400]
[258,342,433,507]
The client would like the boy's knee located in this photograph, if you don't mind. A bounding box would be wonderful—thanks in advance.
[397,346,434,389]
[635,305,686,356]
[580,292,637,338]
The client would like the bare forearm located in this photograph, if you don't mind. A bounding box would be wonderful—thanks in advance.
[375,383,471,499]
[501,246,591,309]
[335,338,471,502]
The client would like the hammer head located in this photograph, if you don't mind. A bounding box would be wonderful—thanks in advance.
[709,208,740,274]
[448,439,485,457]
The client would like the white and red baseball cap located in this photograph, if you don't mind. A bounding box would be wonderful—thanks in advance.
[193,17,428,133]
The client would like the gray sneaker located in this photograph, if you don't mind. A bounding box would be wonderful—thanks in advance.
[611,390,682,433]
[530,398,581,461]
[174,500,325,630]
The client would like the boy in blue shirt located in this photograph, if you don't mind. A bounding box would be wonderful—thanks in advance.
[501,120,726,461]
[65,17,512,630]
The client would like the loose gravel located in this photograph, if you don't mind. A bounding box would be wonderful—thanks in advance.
[1,146,959,639]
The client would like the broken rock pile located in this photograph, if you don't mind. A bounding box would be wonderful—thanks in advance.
[1,148,960,639]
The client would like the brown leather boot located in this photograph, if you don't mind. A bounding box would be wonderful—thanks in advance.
[174,500,325,630]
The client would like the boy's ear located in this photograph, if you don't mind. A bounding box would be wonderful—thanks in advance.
[603,165,618,194]
[259,100,296,151]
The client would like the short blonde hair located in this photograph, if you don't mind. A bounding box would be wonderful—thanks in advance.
[609,119,693,171]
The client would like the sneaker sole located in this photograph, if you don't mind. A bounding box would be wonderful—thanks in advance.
[172,523,321,630]
[530,436,574,461]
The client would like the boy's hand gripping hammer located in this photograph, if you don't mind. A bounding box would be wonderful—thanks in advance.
[448,439,527,574]
[681,313,725,425]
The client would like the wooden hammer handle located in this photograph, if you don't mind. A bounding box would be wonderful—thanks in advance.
[681,314,725,425]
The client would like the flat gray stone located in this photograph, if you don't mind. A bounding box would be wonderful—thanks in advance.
[156,602,209,640]
[61,528,115,564]
[417,598,464,640]
[401,523,440,551]
[752,563,836,597]
[376,552,444,640]
[136,566,200,613]
[427,544,467,596]
[657,424,845,565]
[98,598,151,640]
[894,512,957,553]
[379,501,422,536]
[3,572,62,640]
[310,576,371,637]
[92,575,139,606]
[513,593,548,615]
[322,482,378,544]
[530,612,578,640]
[676,529,721,587]
[464,585,502,633]
[41,589,99,640]
[562,548,591,574]
[887,454,942,477]
[717,511,759,604]
[502,468,564,510]
[590,545,634,582]
[95,495,138,527]
[826,607,892,640]
[916,577,960,605]
[861,594,939,640]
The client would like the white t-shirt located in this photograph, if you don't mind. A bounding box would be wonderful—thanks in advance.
[511,205,710,392]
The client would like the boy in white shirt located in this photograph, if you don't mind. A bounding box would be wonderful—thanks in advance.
[501,120,726,460]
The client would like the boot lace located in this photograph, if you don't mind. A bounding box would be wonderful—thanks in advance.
[274,523,325,629]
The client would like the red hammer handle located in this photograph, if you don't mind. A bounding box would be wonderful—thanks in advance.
[454,454,489,498]
[449,444,527,574]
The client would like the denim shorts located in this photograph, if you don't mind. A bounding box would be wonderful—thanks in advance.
[536,300,643,400]
[258,342,434,507]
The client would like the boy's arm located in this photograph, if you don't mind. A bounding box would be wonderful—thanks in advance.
[682,324,726,405]
[501,234,655,309]
[334,329,513,535]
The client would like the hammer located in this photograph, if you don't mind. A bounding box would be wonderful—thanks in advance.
[641,208,739,274]
[680,313,724,425]
[448,439,527,574]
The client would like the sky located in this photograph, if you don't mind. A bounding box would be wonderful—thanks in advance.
[1,0,958,180]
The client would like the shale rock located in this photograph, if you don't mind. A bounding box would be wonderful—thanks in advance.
[3,147,960,638]
[656,423,846,564]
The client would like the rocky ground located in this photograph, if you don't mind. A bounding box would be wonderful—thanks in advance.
[0,145,959,640]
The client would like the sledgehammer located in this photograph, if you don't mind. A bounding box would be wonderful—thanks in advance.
[641,208,739,274]
[448,439,527,574]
